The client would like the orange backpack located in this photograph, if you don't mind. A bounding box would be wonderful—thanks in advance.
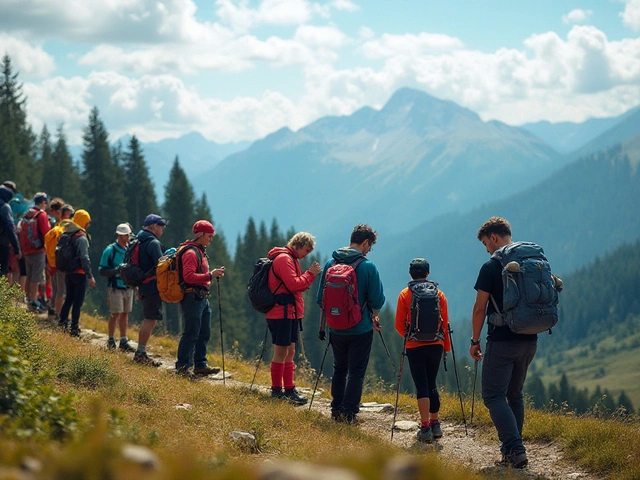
[156,245,202,303]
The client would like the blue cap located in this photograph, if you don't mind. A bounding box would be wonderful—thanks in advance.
[34,192,48,204]
[143,213,168,227]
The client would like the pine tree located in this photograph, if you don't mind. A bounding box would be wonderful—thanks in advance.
[35,125,52,193]
[0,54,37,195]
[162,157,196,249]
[51,124,84,207]
[123,135,158,230]
[618,390,635,415]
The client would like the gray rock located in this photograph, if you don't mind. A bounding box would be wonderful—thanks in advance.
[20,457,42,473]
[228,431,259,453]
[121,444,160,470]
[259,460,361,480]
[392,420,419,431]
[359,402,394,413]
[384,457,420,480]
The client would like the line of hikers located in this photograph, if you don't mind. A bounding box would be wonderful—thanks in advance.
[1,180,562,469]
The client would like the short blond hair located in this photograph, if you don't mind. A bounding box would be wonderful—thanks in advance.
[288,232,316,250]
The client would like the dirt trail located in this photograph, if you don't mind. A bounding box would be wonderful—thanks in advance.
[77,327,597,480]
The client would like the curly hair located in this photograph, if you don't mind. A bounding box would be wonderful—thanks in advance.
[287,232,316,250]
[477,216,512,240]
[350,224,377,246]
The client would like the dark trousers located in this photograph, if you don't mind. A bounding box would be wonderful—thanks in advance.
[407,344,444,412]
[176,293,211,369]
[330,330,373,416]
[482,339,537,455]
[60,273,87,331]
[0,245,10,276]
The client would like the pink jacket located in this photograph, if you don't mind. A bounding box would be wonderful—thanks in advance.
[179,241,211,287]
[266,246,316,320]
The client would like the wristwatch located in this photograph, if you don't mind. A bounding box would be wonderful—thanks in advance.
[470,338,480,346]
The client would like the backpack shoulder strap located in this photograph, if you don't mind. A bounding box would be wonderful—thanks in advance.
[177,245,204,286]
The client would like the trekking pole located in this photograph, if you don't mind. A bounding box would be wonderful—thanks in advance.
[391,333,408,442]
[308,339,331,411]
[376,325,397,377]
[448,326,468,436]
[250,325,269,391]
[471,359,479,425]
[216,278,226,386]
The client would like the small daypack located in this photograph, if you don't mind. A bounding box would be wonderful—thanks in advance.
[407,280,444,342]
[118,237,153,287]
[156,245,202,303]
[55,230,85,273]
[321,257,365,330]
[489,241,560,334]
[247,253,294,313]
[18,209,44,250]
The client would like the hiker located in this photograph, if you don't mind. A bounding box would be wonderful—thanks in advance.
[48,198,64,227]
[266,232,322,405]
[470,216,559,469]
[0,182,21,277]
[174,220,226,376]
[19,192,51,312]
[7,192,29,291]
[57,209,95,337]
[316,224,385,424]
[99,223,136,352]
[132,214,168,367]
[42,198,65,315]
[395,258,450,443]
[44,204,75,321]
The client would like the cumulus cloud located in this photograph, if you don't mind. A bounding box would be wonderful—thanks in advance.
[361,32,464,59]
[0,34,55,77]
[621,0,640,30]
[562,9,593,24]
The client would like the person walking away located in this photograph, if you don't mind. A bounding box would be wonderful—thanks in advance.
[266,232,321,405]
[395,258,450,443]
[316,224,385,424]
[57,209,95,336]
[99,223,136,352]
[175,220,225,375]
[44,204,74,322]
[0,183,21,277]
[19,192,51,312]
[133,214,168,366]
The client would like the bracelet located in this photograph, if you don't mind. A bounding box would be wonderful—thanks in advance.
[470,338,480,346]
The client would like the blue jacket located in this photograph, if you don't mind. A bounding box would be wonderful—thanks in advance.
[135,229,164,296]
[0,186,19,252]
[316,247,385,335]
[99,242,127,289]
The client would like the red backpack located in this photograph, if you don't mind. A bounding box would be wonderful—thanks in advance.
[18,208,45,251]
[321,257,365,330]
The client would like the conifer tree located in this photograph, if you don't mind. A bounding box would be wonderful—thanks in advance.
[51,124,84,206]
[36,125,52,194]
[618,390,635,415]
[0,54,37,194]
[123,135,158,229]
[162,157,196,249]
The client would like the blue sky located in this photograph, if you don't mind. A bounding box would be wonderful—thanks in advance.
[1,0,639,144]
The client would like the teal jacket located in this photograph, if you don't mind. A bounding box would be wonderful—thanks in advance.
[316,247,385,335]
[99,242,127,289]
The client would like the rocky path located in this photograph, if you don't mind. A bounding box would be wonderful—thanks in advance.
[77,327,596,480]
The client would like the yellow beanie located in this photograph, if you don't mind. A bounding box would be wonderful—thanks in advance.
[73,209,91,230]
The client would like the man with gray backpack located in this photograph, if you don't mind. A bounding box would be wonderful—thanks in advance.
[470,216,562,469]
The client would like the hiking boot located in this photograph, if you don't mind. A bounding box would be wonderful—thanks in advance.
[175,366,193,377]
[133,352,162,367]
[430,421,443,439]
[107,338,117,350]
[331,409,343,421]
[271,387,285,399]
[417,426,433,443]
[69,329,81,338]
[118,341,136,353]
[283,387,308,405]
[193,366,221,376]
[496,451,528,469]
[339,413,358,425]
[47,307,56,317]
[28,301,44,313]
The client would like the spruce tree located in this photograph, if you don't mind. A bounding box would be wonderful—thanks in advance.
[162,157,196,249]
[36,125,52,194]
[123,135,158,230]
[618,390,635,415]
[51,124,84,207]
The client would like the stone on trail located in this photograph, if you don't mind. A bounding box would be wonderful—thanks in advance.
[228,431,259,453]
[392,420,419,431]
[121,444,160,470]
[359,402,395,413]
[259,460,361,480]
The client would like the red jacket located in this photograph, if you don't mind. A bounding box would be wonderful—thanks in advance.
[266,246,316,320]
[179,242,211,287]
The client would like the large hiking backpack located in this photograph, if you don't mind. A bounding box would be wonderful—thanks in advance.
[407,280,444,342]
[247,253,294,313]
[18,209,44,250]
[489,241,560,334]
[118,237,153,287]
[321,257,365,330]
[55,230,85,273]
[156,245,202,303]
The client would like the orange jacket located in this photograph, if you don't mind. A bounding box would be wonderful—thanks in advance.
[395,285,451,351]
[266,246,316,320]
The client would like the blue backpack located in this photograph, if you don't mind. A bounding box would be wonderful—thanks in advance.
[489,242,560,334]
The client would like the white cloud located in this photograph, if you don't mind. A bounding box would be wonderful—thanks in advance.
[621,0,640,30]
[562,9,593,25]
[361,33,464,59]
[0,34,55,77]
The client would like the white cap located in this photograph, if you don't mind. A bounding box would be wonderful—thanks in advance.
[115,223,132,235]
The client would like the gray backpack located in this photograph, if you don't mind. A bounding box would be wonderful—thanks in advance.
[489,242,560,334]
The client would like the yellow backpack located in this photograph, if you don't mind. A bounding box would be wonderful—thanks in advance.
[156,245,202,303]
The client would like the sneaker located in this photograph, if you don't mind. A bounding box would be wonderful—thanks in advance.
[271,387,284,399]
[417,426,434,443]
[283,387,308,405]
[28,301,44,313]
[69,329,81,338]
[107,339,117,350]
[193,366,221,376]
[118,341,136,353]
[496,451,528,469]
[430,421,443,439]
[133,352,162,367]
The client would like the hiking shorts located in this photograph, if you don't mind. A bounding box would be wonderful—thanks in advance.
[267,318,302,347]
[25,252,46,284]
[108,288,134,314]
[52,269,66,298]
[141,292,163,321]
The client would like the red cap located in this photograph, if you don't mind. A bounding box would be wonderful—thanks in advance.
[193,220,215,235]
